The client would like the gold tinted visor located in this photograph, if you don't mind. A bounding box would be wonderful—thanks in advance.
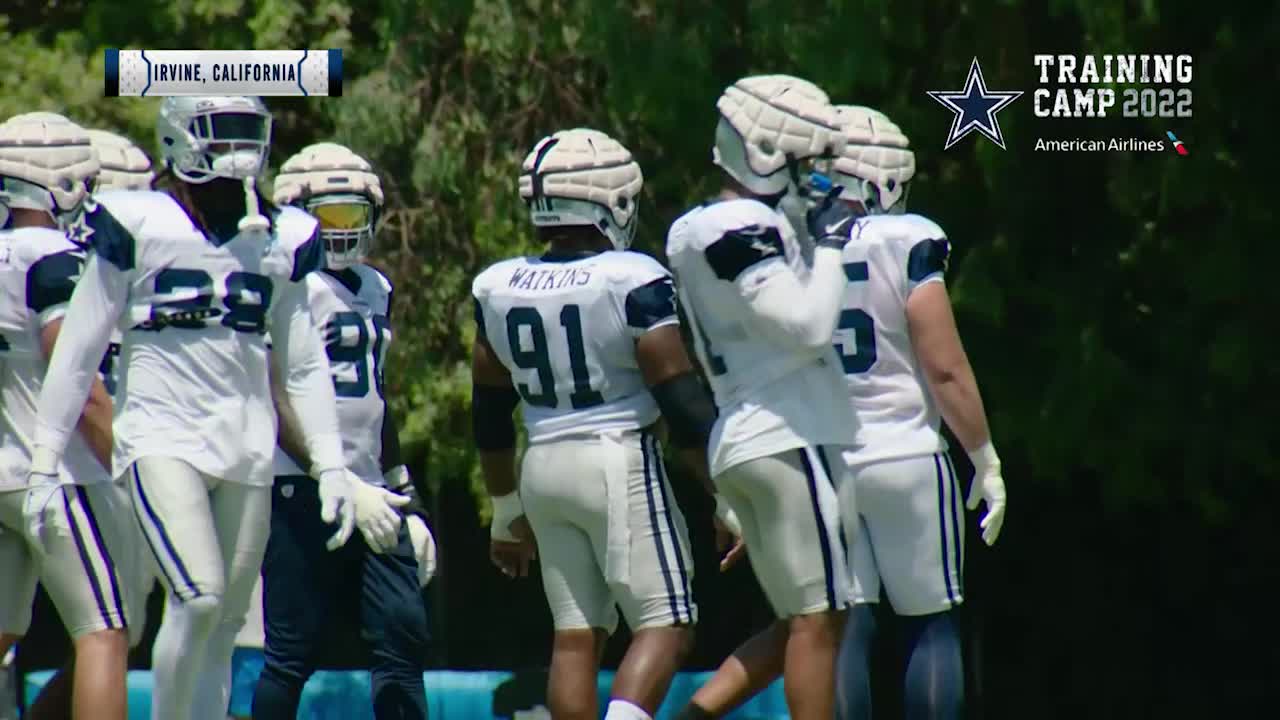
[311,200,371,230]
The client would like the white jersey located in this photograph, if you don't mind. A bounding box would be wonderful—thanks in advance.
[838,213,951,466]
[666,198,856,476]
[273,264,393,483]
[33,190,342,484]
[0,227,111,489]
[472,250,678,443]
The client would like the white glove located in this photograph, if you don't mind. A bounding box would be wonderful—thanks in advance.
[489,491,525,542]
[317,468,356,551]
[23,446,67,557]
[966,441,1007,545]
[351,477,411,554]
[406,514,438,587]
[713,494,742,537]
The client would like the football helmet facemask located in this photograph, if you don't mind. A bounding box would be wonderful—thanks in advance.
[157,96,273,233]
[157,96,271,183]
[273,142,384,270]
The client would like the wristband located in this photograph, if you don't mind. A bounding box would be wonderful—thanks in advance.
[30,445,59,476]
[490,490,524,539]
[384,464,410,488]
[713,494,742,536]
[967,440,1001,473]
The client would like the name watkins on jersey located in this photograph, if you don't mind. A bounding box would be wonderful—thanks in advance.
[508,265,593,291]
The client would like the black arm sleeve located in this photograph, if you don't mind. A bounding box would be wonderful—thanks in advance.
[472,383,521,451]
[650,371,718,449]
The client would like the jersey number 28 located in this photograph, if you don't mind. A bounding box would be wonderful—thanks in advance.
[505,304,603,410]
[142,268,273,334]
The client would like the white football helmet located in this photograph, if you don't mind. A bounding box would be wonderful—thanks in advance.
[274,142,384,270]
[832,105,915,214]
[712,75,845,198]
[87,129,154,191]
[157,96,272,233]
[156,96,271,183]
[0,112,99,229]
[518,128,642,251]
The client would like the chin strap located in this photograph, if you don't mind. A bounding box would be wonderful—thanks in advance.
[238,176,269,234]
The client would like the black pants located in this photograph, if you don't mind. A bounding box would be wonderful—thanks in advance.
[252,476,429,719]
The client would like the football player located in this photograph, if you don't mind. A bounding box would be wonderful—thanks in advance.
[664,75,863,720]
[471,128,719,720]
[673,107,1009,720]
[0,112,129,720]
[26,96,377,720]
[253,142,433,720]
[88,129,156,193]
[20,126,160,720]
[830,105,1006,720]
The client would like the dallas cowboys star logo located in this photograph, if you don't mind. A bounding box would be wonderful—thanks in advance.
[65,213,94,248]
[927,57,1023,150]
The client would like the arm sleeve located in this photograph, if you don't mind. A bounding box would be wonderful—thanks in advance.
[704,224,848,351]
[33,253,128,454]
[269,279,345,474]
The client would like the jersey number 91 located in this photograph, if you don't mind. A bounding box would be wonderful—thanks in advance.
[505,304,603,410]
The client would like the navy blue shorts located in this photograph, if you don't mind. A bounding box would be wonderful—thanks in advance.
[260,476,429,669]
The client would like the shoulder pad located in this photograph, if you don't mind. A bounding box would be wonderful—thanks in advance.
[274,205,322,247]
[668,198,783,260]
[866,214,950,283]
[274,206,324,281]
[599,250,670,285]
[868,213,947,246]
[3,227,76,273]
[472,257,528,298]
[697,198,782,236]
[6,226,75,255]
[352,263,394,295]
[77,192,165,270]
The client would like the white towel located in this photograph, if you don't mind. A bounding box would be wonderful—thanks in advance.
[600,431,632,587]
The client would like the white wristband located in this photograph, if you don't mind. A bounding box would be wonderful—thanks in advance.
[383,464,410,489]
[316,467,347,485]
[713,494,742,536]
[31,445,59,476]
[490,490,524,538]
[967,440,1001,473]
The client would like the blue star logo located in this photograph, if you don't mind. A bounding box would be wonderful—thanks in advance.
[65,213,95,248]
[927,58,1023,150]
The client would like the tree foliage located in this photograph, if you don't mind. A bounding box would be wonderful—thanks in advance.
[3,1,1269,712]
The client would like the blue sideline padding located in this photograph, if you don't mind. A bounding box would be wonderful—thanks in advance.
[23,662,789,719]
